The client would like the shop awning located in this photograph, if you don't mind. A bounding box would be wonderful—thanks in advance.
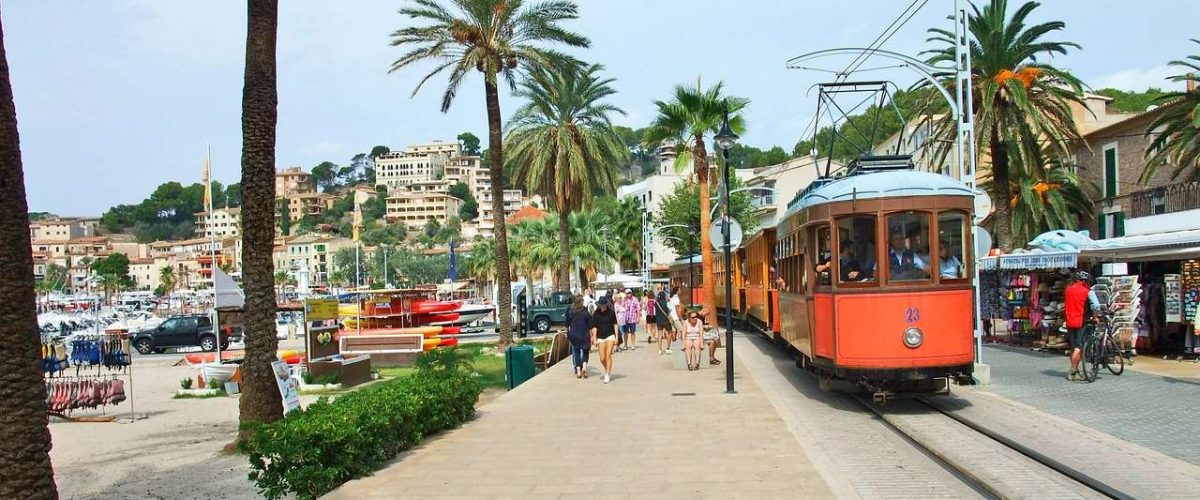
[1078,229,1200,262]
[978,251,1078,270]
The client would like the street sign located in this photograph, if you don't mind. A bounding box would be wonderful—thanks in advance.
[973,188,993,224]
[709,218,744,250]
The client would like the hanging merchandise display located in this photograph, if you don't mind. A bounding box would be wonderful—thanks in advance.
[1182,260,1199,325]
[1094,274,1142,355]
[1165,274,1182,323]
[44,331,136,421]
[46,377,127,413]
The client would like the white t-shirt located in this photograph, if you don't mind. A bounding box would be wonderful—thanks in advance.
[668,294,681,319]
[583,294,596,313]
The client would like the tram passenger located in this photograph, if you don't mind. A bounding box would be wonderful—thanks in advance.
[815,240,865,282]
[938,239,964,279]
[884,229,929,280]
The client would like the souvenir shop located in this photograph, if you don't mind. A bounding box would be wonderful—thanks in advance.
[40,330,135,422]
[978,251,1080,350]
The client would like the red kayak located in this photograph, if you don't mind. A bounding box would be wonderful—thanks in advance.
[411,300,458,314]
[439,326,462,335]
[437,337,459,347]
[183,351,244,364]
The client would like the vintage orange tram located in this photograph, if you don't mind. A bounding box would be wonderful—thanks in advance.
[721,162,975,391]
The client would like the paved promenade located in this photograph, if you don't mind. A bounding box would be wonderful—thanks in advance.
[330,340,835,500]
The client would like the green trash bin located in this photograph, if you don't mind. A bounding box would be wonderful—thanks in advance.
[505,345,535,390]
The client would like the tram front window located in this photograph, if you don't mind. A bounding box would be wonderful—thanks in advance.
[885,213,931,281]
[938,212,968,280]
[836,215,877,283]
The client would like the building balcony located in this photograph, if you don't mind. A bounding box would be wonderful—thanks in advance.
[1129,181,1200,218]
[750,194,776,212]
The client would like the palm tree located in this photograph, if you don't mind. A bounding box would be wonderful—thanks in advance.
[643,80,747,320]
[237,0,283,439]
[506,62,626,291]
[159,265,176,295]
[923,0,1085,250]
[0,13,58,499]
[389,0,589,348]
[598,197,644,270]
[984,147,1096,244]
[567,209,619,285]
[1143,40,1200,182]
[508,217,558,296]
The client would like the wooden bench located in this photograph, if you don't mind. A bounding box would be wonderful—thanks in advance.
[534,331,570,371]
[341,334,424,368]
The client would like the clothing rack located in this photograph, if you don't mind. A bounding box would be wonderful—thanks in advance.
[44,331,138,423]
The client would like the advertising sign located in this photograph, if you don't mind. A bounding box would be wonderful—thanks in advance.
[305,298,338,321]
[1165,274,1182,323]
[272,361,302,413]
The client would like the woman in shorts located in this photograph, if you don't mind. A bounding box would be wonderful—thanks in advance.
[590,296,620,384]
[654,290,673,355]
[683,311,704,370]
[643,291,657,345]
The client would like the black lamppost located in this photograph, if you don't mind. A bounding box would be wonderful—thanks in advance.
[714,100,739,395]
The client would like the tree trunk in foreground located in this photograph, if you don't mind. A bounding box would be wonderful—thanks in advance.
[694,135,717,323]
[485,78,514,347]
[557,211,570,291]
[0,13,58,499]
[989,136,1014,251]
[237,0,283,441]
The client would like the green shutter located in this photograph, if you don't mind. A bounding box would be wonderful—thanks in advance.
[1098,214,1107,239]
[1104,148,1118,197]
[1114,212,1125,237]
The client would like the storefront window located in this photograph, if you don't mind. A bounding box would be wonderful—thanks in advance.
[937,212,968,281]
[885,212,932,282]
[836,216,877,283]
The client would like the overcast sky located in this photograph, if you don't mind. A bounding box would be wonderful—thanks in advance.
[6,0,1198,215]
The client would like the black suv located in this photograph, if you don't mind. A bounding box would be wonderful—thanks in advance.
[131,314,238,354]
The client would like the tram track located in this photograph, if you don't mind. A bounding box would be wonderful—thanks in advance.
[850,393,1134,500]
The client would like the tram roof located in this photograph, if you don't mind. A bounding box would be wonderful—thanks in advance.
[783,170,972,219]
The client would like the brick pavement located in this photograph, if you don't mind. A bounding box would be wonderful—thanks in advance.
[981,344,1200,464]
[328,341,835,500]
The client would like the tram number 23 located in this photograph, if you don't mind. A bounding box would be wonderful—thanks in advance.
[904,307,920,324]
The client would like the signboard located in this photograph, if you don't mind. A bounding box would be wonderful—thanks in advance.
[1165,274,1182,323]
[271,361,302,413]
[304,298,338,321]
[973,189,993,224]
[709,218,744,251]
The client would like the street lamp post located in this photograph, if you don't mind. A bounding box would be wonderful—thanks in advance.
[714,100,739,395]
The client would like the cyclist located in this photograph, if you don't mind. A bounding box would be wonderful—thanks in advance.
[1064,270,1103,381]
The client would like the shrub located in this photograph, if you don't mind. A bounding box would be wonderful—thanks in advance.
[240,356,482,500]
[180,378,193,390]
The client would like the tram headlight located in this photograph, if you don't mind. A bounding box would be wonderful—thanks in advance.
[903,327,923,349]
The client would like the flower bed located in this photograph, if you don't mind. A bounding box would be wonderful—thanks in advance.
[240,349,482,499]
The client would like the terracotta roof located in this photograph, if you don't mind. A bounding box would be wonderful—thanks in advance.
[1082,99,1184,139]
[67,236,108,244]
[506,205,547,224]
[128,258,155,265]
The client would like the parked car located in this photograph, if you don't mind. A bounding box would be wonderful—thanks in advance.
[130,314,239,354]
[275,315,299,340]
[524,291,574,333]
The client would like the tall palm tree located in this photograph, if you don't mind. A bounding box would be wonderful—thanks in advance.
[389,0,589,347]
[506,62,626,291]
[983,147,1096,244]
[1143,40,1200,182]
[508,217,558,295]
[159,265,176,295]
[237,0,283,439]
[643,80,747,320]
[923,0,1085,250]
[0,13,58,499]
[568,209,619,285]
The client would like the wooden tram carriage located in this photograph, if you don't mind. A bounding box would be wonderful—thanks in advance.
[667,256,705,307]
[709,162,975,392]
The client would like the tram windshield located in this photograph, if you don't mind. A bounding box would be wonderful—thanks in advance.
[885,212,932,281]
[836,216,877,283]
[937,212,968,280]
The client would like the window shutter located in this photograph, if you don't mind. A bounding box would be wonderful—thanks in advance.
[1098,215,1108,239]
[1115,212,1126,237]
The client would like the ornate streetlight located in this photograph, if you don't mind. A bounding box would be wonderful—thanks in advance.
[714,100,739,394]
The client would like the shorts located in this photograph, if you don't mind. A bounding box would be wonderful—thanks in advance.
[596,336,616,344]
[1068,326,1089,350]
[657,318,672,331]
[622,323,637,334]
[646,315,655,324]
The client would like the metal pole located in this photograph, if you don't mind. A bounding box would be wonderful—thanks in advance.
[688,230,695,303]
[722,149,735,394]
[383,244,388,288]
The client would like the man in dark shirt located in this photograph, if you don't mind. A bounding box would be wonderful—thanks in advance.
[816,240,865,283]
[589,296,620,384]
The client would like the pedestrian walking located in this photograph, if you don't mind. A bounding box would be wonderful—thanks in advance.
[683,311,704,370]
[566,295,592,379]
[643,290,657,345]
[591,296,620,384]
[621,289,640,350]
[654,290,673,355]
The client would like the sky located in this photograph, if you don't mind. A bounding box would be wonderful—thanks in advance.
[6,0,1199,215]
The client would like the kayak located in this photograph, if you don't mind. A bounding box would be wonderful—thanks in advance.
[437,337,459,347]
[411,300,458,314]
[183,351,244,364]
[440,326,462,335]
[343,326,442,336]
[421,338,441,350]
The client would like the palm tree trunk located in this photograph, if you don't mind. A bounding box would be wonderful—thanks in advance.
[0,14,58,499]
[237,0,282,441]
[989,137,1014,251]
[485,78,514,347]
[694,135,717,323]
[557,212,570,291]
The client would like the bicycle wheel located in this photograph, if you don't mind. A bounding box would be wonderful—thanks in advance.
[1081,337,1099,383]
[1104,332,1125,376]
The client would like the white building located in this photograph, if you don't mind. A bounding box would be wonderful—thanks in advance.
[374,141,461,191]
[745,155,845,229]
[194,207,242,238]
[477,189,524,236]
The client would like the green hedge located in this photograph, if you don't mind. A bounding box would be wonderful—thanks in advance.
[241,354,482,500]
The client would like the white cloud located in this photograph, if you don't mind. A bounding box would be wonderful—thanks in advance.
[1090,65,1186,92]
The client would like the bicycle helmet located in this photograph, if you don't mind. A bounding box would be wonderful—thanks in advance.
[1074,270,1091,282]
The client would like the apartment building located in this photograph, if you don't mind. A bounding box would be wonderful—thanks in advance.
[30,218,93,242]
[281,192,336,223]
[384,191,464,228]
[375,141,461,191]
[194,207,242,238]
[276,166,316,196]
[745,155,845,229]
[284,234,353,286]
[128,257,166,291]
[477,189,524,236]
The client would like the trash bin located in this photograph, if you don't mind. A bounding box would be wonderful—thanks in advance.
[505,345,535,390]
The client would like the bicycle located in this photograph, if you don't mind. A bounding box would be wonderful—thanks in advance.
[1079,315,1124,383]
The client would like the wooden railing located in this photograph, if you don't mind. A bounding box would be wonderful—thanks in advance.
[1129,181,1200,218]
